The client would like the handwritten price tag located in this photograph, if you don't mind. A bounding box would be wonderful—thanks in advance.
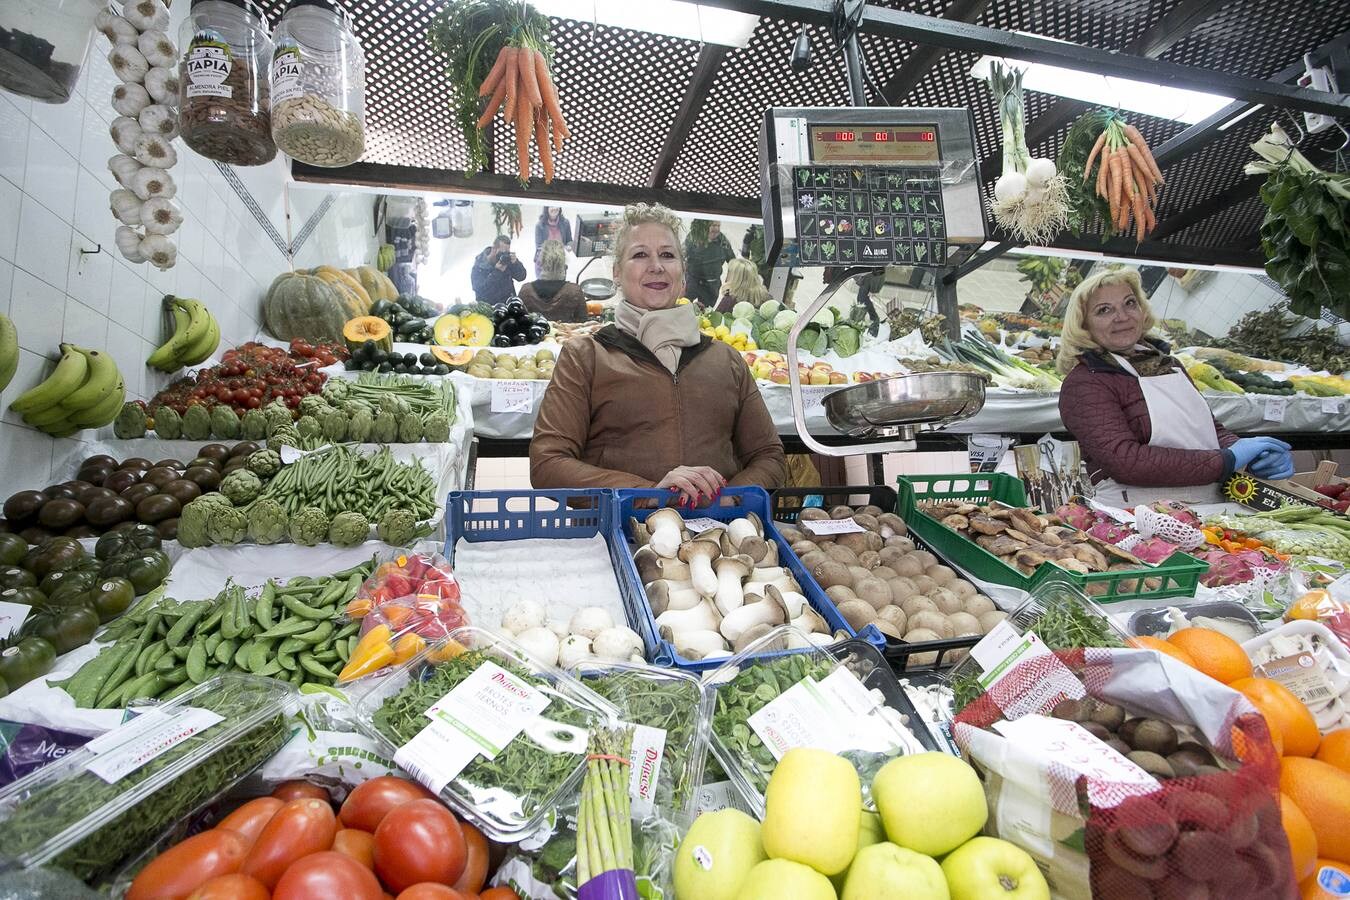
[803,385,840,417]
[491,380,535,414]
[682,517,723,534]
[1264,397,1288,423]
[280,444,332,465]
[1323,398,1343,415]
[801,518,866,535]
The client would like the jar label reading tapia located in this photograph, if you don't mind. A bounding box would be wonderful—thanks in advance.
[271,44,303,105]
[185,31,234,99]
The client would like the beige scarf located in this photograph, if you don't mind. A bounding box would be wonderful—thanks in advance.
[614,300,700,374]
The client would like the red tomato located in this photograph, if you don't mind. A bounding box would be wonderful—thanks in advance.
[216,797,284,848]
[373,799,467,893]
[127,830,249,900]
[333,828,377,869]
[339,776,435,832]
[271,780,331,803]
[187,873,270,900]
[242,798,339,889]
[397,886,470,900]
[479,889,521,900]
[452,821,489,894]
[272,851,382,900]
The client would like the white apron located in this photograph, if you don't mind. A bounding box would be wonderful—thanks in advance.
[1092,353,1225,506]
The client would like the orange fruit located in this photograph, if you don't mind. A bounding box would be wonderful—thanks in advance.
[1316,729,1350,775]
[1282,757,1350,865]
[1166,627,1253,684]
[1301,859,1350,899]
[1232,677,1322,757]
[1283,792,1321,882]
[1127,635,1198,668]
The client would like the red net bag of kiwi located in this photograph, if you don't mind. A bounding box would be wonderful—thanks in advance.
[952,646,1296,900]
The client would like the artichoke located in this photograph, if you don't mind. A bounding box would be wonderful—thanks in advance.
[195,491,232,509]
[177,498,213,548]
[288,506,330,547]
[269,426,301,450]
[341,399,372,418]
[247,497,287,544]
[113,402,146,440]
[348,408,374,443]
[297,415,322,440]
[181,403,212,441]
[328,511,369,547]
[397,414,423,443]
[377,508,419,548]
[210,404,240,439]
[264,401,293,435]
[240,408,268,441]
[322,378,350,402]
[422,410,451,443]
[379,394,410,418]
[207,505,248,545]
[154,405,182,440]
[321,409,348,442]
[220,469,263,505]
[371,411,398,444]
[246,449,282,478]
[298,395,331,418]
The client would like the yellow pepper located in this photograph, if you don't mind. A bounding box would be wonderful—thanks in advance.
[337,624,396,682]
[394,632,427,664]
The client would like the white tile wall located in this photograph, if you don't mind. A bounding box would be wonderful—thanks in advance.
[0,26,292,499]
[1151,271,1286,340]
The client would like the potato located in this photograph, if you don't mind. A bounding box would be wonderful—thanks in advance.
[909,550,937,569]
[887,576,918,599]
[946,612,982,637]
[910,574,937,595]
[902,627,943,665]
[909,609,951,638]
[876,605,907,634]
[871,565,898,581]
[901,595,937,618]
[978,609,1008,633]
[963,594,996,617]
[891,556,925,578]
[929,588,964,615]
[926,565,957,585]
[949,580,977,600]
[837,599,878,630]
[855,578,893,611]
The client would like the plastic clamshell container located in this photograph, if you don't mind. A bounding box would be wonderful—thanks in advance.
[574,658,713,828]
[705,625,930,817]
[615,486,882,672]
[1242,619,1350,668]
[353,625,617,842]
[895,472,1208,603]
[1129,601,1263,639]
[0,674,293,883]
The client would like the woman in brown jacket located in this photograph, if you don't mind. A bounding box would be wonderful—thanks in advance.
[530,204,786,504]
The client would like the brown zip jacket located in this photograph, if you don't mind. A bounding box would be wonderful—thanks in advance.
[530,325,787,490]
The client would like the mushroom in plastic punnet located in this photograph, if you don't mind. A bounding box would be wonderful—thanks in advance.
[680,540,721,597]
[713,554,754,615]
[647,508,685,558]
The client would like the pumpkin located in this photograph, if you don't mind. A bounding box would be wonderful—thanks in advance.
[347,265,398,303]
[307,266,371,318]
[344,316,393,352]
[263,272,348,342]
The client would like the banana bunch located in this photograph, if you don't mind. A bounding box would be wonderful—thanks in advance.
[9,343,125,437]
[1290,375,1350,397]
[1186,362,1244,394]
[146,295,220,373]
[0,314,16,395]
[376,243,396,272]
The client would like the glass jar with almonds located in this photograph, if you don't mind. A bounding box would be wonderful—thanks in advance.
[269,0,364,167]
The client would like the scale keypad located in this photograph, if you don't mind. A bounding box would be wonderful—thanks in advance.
[792,165,947,266]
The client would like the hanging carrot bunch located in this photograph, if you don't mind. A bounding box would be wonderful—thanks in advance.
[476,41,570,184]
[1082,112,1165,242]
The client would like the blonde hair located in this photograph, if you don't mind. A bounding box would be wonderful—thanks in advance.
[539,239,567,280]
[720,257,770,307]
[612,203,685,274]
[1056,268,1158,374]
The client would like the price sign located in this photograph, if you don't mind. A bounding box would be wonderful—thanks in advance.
[491,381,535,414]
[280,444,332,465]
[803,385,839,417]
[1323,398,1343,415]
[682,517,723,534]
[801,518,867,535]
[1264,397,1288,423]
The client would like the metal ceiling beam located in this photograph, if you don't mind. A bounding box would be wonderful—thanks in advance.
[648,43,730,188]
[696,0,1350,117]
[878,0,989,105]
[989,229,1265,268]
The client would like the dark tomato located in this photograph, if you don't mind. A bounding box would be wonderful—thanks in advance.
[272,780,331,803]
[396,886,471,900]
[373,799,466,893]
[272,852,383,900]
[241,798,338,889]
[187,873,270,900]
[245,395,261,409]
[453,822,489,894]
[332,828,376,869]
[217,796,284,847]
[127,829,249,900]
[339,777,435,833]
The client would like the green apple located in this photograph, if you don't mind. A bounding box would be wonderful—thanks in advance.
[739,858,838,900]
[673,808,766,900]
[942,837,1050,900]
[842,842,950,900]
[762,747,861,875]
[872,752,987,857]
[831,809,888,893]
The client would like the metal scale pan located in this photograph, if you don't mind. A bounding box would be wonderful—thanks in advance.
[821,371,987,440]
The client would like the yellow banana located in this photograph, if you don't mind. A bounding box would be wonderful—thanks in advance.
[67,379,125,428]
[59,346,120,412]
[9,343,87,415]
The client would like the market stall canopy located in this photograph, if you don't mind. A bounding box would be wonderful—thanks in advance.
[275,0,1350,268]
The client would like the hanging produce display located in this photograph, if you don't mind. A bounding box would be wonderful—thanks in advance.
[1081,110,1164,242]
[986,62,1069,244]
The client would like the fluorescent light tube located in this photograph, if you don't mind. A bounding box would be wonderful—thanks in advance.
[530,0,760,48]
[970,55,1234,124]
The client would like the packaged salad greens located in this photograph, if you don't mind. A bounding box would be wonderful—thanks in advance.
[353,626,616,842]
[0,674,292,884]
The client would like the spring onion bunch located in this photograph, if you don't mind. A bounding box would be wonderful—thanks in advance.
[988,62,1069,243]
[575,727,637,896]
[939,335,1062,391]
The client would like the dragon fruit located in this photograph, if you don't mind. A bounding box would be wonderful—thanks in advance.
[1150,500,1201,528]
[1200,551,1256,587]
[1088,520,1134,545]
[1055,502,1099,531]
[1133,537,1180,564]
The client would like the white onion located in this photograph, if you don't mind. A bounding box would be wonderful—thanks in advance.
[993,171,1028,204]
[1025,157,1058,187]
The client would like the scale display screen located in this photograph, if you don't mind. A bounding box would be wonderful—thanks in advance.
[809,124,940,164]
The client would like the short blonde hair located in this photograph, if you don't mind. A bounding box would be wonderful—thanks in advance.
[720,257,770,307]
[1056,268,1158,374]
[612,203,685,274]
[539,239,567,280]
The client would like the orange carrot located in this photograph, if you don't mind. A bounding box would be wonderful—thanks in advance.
[516,92,533,182]
[1096,143,1110,200]
[1130,177,1146,242]
[518,45,542,110]
[500,47,519,128]
[478,47,509,97]
[1083,129,1108,184]
[533,49,569,148]
[1112,148,1130,228]
[1123,123,1163,184]
[476,73,510,129]
[535,107,554,183]
[1124,143,1154,187]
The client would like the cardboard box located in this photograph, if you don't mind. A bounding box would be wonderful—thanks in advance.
[1224,461,1349,514]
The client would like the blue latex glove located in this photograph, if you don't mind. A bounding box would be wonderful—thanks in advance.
[1250,448,1295,480]
[1228,436,1292,471]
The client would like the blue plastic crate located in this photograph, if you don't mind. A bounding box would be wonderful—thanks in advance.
[614,486,884,672]
[443,489,660,661]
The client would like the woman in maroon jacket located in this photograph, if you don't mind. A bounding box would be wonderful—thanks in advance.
[1056,269,1293,505]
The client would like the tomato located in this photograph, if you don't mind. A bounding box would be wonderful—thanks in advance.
[397,886,471,900]
[242,798,339,888]
[373,799,466,893]
[339,776,435,833]
[217,797,284,847]
[127,829,249,900]
[452,822,489,894]
[479,889,521,900]
[187,873,270,900]
[272,851,382,900]
[272,780,331,803]
[333,828,376,868]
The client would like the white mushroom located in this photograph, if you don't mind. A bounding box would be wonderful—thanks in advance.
[770,585,810,619]
[501,600,546,636]
[593,626,645,662]
[629,516,650,547]
[680,540,721,598]
[655,599,721,634]
[720,588,788,643]
[567,607,614,641]
[515,626,561,667]
[645,580,702,616]
[713,554,753,615]
[558,634,593,668]
[646,508,684,558]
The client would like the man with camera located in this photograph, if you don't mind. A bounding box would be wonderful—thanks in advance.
[471,235,528,306]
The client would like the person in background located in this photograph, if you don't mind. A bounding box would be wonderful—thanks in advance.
[531,203,786,503]
[471,235,527,306]
[683,219,735,306]
[533,206,573,276]
[519,240,587,323]
[1057,268,1293,504]
[715,257,772,314]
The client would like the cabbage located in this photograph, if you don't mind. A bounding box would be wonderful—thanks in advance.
[797,324,828,356]
[829,323,862,357]
[732,301,757,321]
[759,329,788,353]
[811,307,836,327]
[759,300,781,320]
[773,309,798,330]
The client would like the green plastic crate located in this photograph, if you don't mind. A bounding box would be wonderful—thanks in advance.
[894,473,1207,603]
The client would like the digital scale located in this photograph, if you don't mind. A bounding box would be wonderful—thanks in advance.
[759,107,986,269]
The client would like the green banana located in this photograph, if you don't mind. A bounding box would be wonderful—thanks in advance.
[0,314,17,395]
[147,297,218,372]
[67,379,125,428]
[176,301,219,366]
[59,346,120,412]
[24,401,75,429]
[10,343,87,416]
[146,298,190,372]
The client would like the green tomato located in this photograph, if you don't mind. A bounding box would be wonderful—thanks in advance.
[0,637,56,689]
[26,604,99,655]
[0,533,27,566]
[1,586,46,608]
[123,551,170,595]
[94,526,161,561]
[40,568,97,601]
[0,567,36,590]
[89,577,135,623]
